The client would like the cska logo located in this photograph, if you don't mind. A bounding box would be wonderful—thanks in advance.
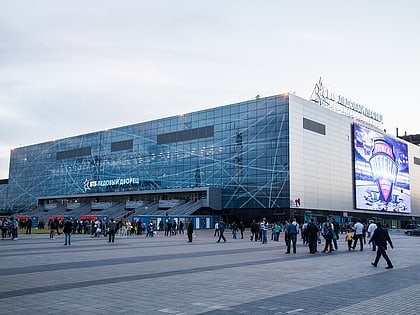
[369,139,398,202]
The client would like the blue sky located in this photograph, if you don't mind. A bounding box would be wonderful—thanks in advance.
[1,0,419,178]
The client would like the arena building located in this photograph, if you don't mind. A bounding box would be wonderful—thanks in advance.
[1,82,419,228]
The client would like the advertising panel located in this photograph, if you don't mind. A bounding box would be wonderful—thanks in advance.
[353,123,410,213]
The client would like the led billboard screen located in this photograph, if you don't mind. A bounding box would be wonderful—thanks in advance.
[353,123,411,213]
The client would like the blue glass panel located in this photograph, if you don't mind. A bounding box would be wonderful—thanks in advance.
[6,95,290,209]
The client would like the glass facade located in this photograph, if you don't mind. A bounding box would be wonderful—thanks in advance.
[6,94,290,211]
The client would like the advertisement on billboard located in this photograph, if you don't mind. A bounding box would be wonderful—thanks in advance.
[353,123,411,213]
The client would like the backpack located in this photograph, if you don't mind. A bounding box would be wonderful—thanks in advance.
[288,223,297,234]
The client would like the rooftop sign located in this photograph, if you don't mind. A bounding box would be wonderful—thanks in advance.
[310,78,383,126]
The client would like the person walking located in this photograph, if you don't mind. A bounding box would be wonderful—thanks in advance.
[54,217,61,235]
[231,221,238,239]
[367,220,377,251]
[216,219,227,243]
[352,218,364,251]
[331,217,340,250]
[187,220,194,243]
[369,221,394,269]
[322,221,334,253]
[63,218,74,245]
[239,221,245,239]
[214,221,219,237]
[301,221,308,244]
[250,220,259,241]
[345,229,354,251]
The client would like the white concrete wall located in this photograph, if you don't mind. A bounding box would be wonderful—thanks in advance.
[288,94,420,219]
[289,95,354,212]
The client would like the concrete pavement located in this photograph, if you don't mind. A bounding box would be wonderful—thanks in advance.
[1,229,419,314]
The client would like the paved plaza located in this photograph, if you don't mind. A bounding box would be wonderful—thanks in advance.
[1,229,419,314]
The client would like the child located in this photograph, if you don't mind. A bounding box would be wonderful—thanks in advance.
[345,229,353,251]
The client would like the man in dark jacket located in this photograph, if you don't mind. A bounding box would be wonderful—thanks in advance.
[331,217,340,250]
[26,217,33,234]
[250,220,259,241]
[369,222,394,269]
[306,218,319,254]
[217,219,227,243]
[108,219,116,243]
[187,220,194,243]
[63,218,73,245]
[285,218,299,254]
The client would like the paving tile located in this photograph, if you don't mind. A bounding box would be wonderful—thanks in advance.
[0,230,419,314]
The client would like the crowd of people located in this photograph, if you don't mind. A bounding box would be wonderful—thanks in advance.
[3,216,194,245]
[212,216,395,268]
[45,217,191,239]
[2,214,395,268]
[1,215,39,240]
[1,216,20,240]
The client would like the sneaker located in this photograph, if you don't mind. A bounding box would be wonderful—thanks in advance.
[385,266,393,269]
[371,262,377,267]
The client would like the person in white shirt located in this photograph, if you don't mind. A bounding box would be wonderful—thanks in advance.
[352,218,364,251]
[214,221,219,237]
[367,220,377,251]
[260,218,268,244]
